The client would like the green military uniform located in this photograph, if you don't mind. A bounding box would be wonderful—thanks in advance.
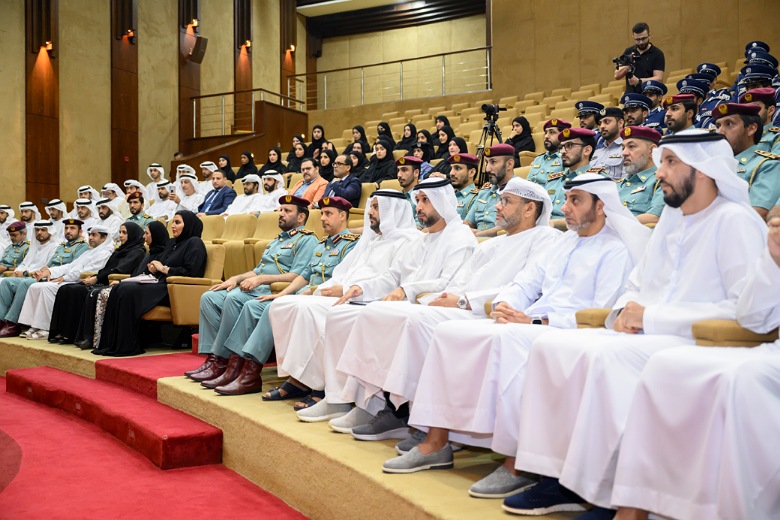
[48,237,90,267]
[455,184,478,220]
[546,164,595,218]
[465,183,503,231]
[735,145,780,211]
[757,124,780,155]
[0,240,30,271]
[198,226,318,356]
[126,213,155,229]
[616,166,664,217]
[230,229,360,363]
[402,190,420,226]
[527,151,564,185]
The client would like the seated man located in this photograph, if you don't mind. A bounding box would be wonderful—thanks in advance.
[18,225,114,340]
[222,174,264,216]
[73,199,98,230]
[640,80,667,134]
[289,158,328,207]
[292,178,476,435]
[449,153,479,220]
[18,201,41,237]
[95,198,125,239]
[3,221,60,284]
[0,219,90,337]
[664,93,697,135]
[590,107,625,180]
[714,102,780,220]
[527,119,568,186]
[268,189,419,415]
[255,171,288,214]
[101,183,131,219]
[323,154,361,209]
[0,222,30,274]
[546,128,599,223]
[465,144,515,237]
[575,103,602,131]
[44,199,67,238]
[610,207,780,520]
[145,163,167,204]
[0,205,15,251]
[171,173,204,213]
[616,126,664,224]
[741,87,780,155]
[185,195,318,382]
[503,130,766,519]
[383,175,647,501]
[198,161,218,197]
[146,181,178,221]
[333,178,561,437]
[197,170,236,216]
[123,180,149,210]
[125,192,155,229]
[620,93,651,127]
[201,197,359,396]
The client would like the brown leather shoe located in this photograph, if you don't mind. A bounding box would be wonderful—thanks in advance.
[0,322,21,338]
[184,354,215,378]
[215,359,264,395]
[201,354,244,389]
[189,355,228,382]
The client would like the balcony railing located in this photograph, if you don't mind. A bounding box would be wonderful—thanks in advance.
[287,46,492,110]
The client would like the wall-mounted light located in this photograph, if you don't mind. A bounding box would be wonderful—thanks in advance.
[245,40,251,48]
[28,0,58,58]
[191,18,198,27]
[44,41,53,51]
[113,0,138,44]
[289,44,296,52]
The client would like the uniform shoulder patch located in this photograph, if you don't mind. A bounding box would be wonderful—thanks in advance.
[768,127,780,133]
[586,167,606,173]
[470,188,480,195]
[756,150,780,160]
[481,182,492,190]
[299,229,315,235]
[142,214,153,218]
[547,172,564,181]
[318,236,328,244]
[339,233,360,241]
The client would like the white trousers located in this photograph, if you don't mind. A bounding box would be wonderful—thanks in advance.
[18,281,65,330]
[611,342,780,520]
[409,319,548,453]
[514,328,692,508]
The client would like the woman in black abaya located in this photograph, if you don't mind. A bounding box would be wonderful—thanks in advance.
[235,151,258,180]
[48,222,147,344]
[92,211,206,357]
[394,123,417,152]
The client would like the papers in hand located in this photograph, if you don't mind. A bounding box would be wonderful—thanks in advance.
[120,273,159,284]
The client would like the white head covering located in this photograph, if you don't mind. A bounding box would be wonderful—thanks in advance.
[176,164,196,180]
[0,205,16,220]
[146,163,166,182]
[178,173,199,192]
[564,173,651,263]
[499,176,553,227]
[262,170,284,189]
[34,220,54,229]
[412,177,460,225]
[123,179,150,208]
[19,202,42,221]
[241,174,262,185]
[157,180,173,189]
[102,183,125,202]
[44,199,67,218]
[75,198,98,219]
[77,185,101,201]
[95,198,120,215]
[200,161,218,173]
[88,224,111,235]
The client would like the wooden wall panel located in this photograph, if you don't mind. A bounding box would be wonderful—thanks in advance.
[111,0,139,185]
[179,26,201,149]
[0,1,27,208]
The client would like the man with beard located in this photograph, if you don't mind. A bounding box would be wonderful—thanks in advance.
[0,206,16,251]
[614,22,665,95]
[575,102,604,131]
[741,87,780,155]
[616,126,664,224]
[222,174,264,216]
[73,199,98,230]
[676,78,710,129]
[591,107,626,180]
[448,153,479,219]
[527,119,570,185]
[322,154,362,209]
[465,144,516,237]
[395,156,421,226]
[663,93,697,134]
[18,202,41,237]
[641,80,667,134]
[0,222,30,274]
[256,172,288,213]
[146,181,177,221]
[125,192,155,229]
[95,199,124,239]
[621,93,651,127]
[546,128,599,222]
[145,163,167,204]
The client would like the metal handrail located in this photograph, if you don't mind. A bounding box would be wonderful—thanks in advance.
[192,87,305,104]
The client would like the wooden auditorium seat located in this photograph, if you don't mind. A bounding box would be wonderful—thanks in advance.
[211,213,258,279]
[200,215,226,243]
[244,211,283,271]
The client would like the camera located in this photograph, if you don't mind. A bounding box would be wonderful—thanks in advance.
[613,52,638,79]
[481,103,507,122]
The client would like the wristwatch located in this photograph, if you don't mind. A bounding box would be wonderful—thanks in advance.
[457,296,468,310]
[531,318,544,325]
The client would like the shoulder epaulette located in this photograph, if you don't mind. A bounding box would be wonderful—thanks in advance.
[299,229,315,235]
[142,214,153,219]
[318,236,328,244]
[74,237,86,243]
[756,150,780,160]
[481,182,492,190]
[339,233,360,241]
[768,127,780,133]
[288,228,298,237]
[470,188,480,195]
[547,172,564,181]
[22,239,30,245]
[59,241,67,246]
[586,167,606,173]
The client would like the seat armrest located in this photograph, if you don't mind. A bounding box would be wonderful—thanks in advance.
[166,276,220,286]
[484,300,493,316]
[80,272,97,279]
[108,274,131,282]
[576,308,611,328]
[244,238,261,245]
[211,239,229,245]
[692,319,779,347]
[351,208,365,215]
[3,271,17,277]
[270,282,290,293]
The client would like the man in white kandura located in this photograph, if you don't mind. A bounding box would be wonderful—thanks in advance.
[383,173,648,501]
[221,174,264,216]
[609,206,780,520]
[334,177,560,437]
[257,171,289,213]
[268,189,420,412]
[502,129,767,519]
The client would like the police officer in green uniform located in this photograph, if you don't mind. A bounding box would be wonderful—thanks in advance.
[546,128,600,222]
[713,102,780,220]
[465,143,515,237]
[395,156,421,227]
[204,196,358,397]
[447,152,479,219]
[0,222,30,274]
[0,218,89,337]
[190,194,318,382]
[527,119,571,185]
[615,126,665,223]
[740,87,780,155]
[125,192,155,229]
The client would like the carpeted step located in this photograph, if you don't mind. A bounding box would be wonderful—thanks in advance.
[95,352,206,399]
[6,366,222,470]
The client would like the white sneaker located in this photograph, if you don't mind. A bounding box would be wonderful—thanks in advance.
[297,399,351,423]
[328,406,374,434]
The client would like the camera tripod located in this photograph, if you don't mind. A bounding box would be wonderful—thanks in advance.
[474,114,504,186]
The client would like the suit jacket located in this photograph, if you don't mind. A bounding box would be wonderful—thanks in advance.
[289,176,329,207]
[324,175,362,209]
[198,186,237,215]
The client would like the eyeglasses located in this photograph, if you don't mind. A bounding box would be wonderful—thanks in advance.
[333,161,348,166]
[633,36,649,42]
[561,142,586,150]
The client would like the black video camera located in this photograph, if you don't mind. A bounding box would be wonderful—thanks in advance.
[482,103,507,121]
[612,52,638,79]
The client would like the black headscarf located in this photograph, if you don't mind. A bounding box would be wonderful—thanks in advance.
[411,141,433,162]
[131,220,169,277]
[287,135,306,161]
[507,116,535,154]
[95,223,147,285]
[306,124,326,157]
[154,210,206,280]
[395,123,418,151]
[376,122,396,147]
[235,151,258,180]
[171,210,203,243]
[259,147,287,175]
[344,139,370,156]
[434,126,456,159]
[350,151,368,171]
[218,154,235,182]
[435,115,451,128]
[352,125,368,143]
[286,144,307,173]
[318,148,337,182]
[416,129,433,145]
[363,138,396,183]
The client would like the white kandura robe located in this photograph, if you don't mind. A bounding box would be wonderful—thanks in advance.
[514,196,767,509]
[176,192,205,213]
[147,199,177,221]
[222,193,264,216]
[18,242,114,330]
[271,232,421,390]
[611,248,780,520]
[256,188,288,213]
[408,227,633,452]
[337,225,561,415]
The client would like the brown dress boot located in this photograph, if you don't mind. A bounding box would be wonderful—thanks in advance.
[190,355,229,382]
[215,359,264,395]
[201,354,245,389]
[184,354,215,378]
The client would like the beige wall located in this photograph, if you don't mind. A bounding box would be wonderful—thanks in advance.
[138,0,179,175]
[253,0,282,95]
[59,0,112,199]
[0,0,26,208]
[200,0,234,136]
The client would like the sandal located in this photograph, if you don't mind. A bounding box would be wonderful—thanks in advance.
[293,390,326,411]
[262,380,309,401]
[30,330,49,340]
[20,328,37,339]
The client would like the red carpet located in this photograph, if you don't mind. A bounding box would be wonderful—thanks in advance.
[0,378,306,519]
[6,366,222,469]
[95,352,205,399]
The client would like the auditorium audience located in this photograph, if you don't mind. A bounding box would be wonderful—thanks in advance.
[318,148,337,182]
[306,124,326,159]
[361,139,397,183]
[395,123,417,151]
[433,126,456,160]
[376,122,396,147]
[217,154,234,182]
[235,151,259,180]
[286,143,307,173]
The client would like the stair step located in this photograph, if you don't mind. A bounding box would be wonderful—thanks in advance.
[6,366,222,469]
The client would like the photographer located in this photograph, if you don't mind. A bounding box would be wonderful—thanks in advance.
[614,22,665,94]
